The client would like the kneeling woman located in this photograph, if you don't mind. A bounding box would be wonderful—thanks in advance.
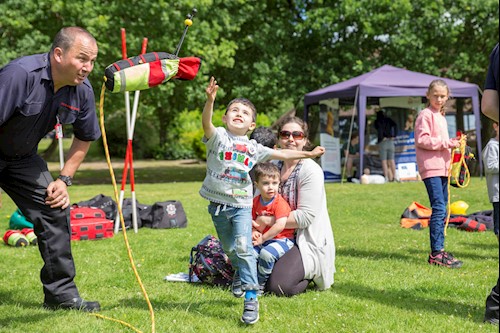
[255,116,335,296]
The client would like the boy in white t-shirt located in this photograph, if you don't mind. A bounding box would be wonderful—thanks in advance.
[200,76,324,325]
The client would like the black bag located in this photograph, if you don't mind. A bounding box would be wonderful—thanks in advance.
[144,200,187,229]
[189,235,234,286]
[119,198,150,230]
[139,205,153,226]
[76,194,117,220]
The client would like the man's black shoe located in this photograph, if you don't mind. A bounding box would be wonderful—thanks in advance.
[43,297,101,312]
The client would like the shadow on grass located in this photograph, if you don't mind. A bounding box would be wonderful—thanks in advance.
[338,247,420,263]
[339,245,496,263]
[0,291,48,327]
[110,291,236,321]
[333,282,484,323]
[458,240,499,252]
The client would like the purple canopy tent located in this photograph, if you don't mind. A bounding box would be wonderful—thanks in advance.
[303,64,483,177]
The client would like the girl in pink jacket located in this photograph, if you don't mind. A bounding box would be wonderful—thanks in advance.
[415,79,461,268]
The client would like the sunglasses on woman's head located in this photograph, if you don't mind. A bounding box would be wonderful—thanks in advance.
[279,130,305,140]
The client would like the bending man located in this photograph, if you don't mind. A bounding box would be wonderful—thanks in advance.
[0,27,101,312]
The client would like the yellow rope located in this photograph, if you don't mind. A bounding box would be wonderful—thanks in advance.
[445,134,470,235]
[95,82,155,333]
[92,313,144,333]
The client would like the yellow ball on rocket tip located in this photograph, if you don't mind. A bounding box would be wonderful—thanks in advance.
[184,18,193,26]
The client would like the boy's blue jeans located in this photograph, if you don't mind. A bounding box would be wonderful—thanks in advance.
[208,203,258,291]
[423,176,448,252]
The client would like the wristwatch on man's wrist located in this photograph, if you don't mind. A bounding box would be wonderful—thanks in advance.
[58,175,73,186]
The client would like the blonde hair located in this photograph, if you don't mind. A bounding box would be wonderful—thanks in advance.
[427,79,450,115]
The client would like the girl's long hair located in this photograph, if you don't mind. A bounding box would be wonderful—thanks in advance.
[427,79,450,115]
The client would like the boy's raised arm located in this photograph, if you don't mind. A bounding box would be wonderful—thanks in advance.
[270,146,325,161]
[202,76,218,139]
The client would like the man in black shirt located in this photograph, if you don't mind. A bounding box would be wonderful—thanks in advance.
[0,27,101,312]
[482,43,499,326]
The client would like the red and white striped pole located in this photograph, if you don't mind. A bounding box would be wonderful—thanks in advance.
[128,37,148,233]
[114,30,147,234]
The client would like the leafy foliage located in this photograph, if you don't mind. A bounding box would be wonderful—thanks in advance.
[1,0,497,159]
[155,107,273,160]
[98,109,159,159]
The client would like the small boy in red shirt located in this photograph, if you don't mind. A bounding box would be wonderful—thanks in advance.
[251,162,294,294]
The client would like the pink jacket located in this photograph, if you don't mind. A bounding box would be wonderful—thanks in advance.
[414,107,458,180]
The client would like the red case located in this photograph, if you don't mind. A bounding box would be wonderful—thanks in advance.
[70,207,113,241]
[71,218,114,241]
[70,206,106,220]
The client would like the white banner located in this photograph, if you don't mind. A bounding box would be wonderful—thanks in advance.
[320,133,341,182]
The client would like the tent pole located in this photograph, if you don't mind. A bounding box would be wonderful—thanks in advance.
[341,86,359,184]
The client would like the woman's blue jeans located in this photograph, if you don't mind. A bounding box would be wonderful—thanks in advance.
[423,176,448,252]
[208,203,258,291]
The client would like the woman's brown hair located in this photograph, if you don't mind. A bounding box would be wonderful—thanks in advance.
[276,116,313,150]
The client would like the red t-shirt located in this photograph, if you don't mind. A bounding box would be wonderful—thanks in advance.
[252,193,294,239]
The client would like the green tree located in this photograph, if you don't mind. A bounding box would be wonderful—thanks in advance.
[1,0,497,159]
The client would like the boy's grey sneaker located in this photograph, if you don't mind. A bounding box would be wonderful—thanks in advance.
[241,299,259,325]
[256,284,266,297]
[231,272,244,298]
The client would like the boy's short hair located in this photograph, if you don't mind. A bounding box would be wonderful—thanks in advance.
[253,162,280,183]
[226,98,257,121]
[250,126,277,148]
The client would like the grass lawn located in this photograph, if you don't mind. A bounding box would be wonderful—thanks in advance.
[0,160,498,333]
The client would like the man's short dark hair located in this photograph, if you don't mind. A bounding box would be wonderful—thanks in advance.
[51,26,96,52]
[250,126,276,148]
